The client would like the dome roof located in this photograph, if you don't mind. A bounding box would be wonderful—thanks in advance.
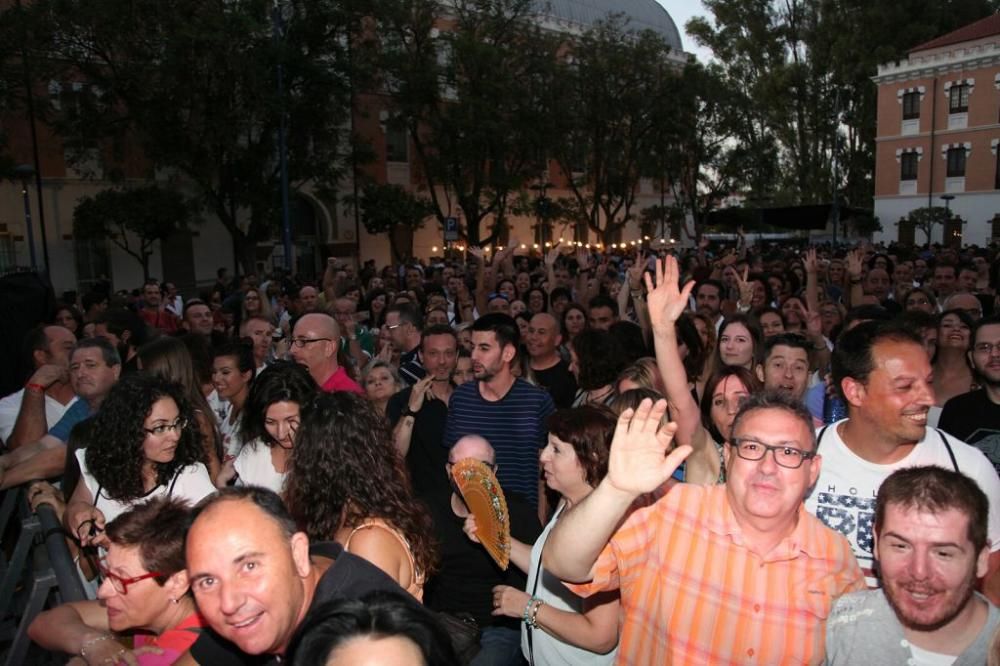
[539,0,683,52]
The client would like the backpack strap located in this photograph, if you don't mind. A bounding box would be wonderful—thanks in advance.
[934,428,960,473]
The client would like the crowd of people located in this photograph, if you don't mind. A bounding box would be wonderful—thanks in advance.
[2,234,1000,664]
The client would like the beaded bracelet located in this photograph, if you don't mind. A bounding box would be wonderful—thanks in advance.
[528,599,545,629]
[521,596,536,625]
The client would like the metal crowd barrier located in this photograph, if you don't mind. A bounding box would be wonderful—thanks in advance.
[0,487,88,666]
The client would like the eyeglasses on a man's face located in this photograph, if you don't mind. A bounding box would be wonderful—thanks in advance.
[730,438,815,469]
[290,337,332,348]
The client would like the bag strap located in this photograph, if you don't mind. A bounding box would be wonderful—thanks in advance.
[934,428,960,472]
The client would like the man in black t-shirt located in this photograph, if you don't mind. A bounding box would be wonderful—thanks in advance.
[183,487,403,665]
[425,435,542,666]
[388,324,459,500]
[527,313,577,409]
[940,316,1000,475]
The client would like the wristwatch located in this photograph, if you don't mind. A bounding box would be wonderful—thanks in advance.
[402,407,419,419]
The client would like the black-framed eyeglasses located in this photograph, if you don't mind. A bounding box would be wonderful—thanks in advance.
[98,558,165,595]
[974,342,1000,354]
[290,337,332,348]
[143,418,187,436]
[731,438,815,469]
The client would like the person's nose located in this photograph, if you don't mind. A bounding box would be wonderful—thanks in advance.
[219,581,245,616]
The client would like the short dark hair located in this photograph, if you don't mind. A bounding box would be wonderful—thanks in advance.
[841,305,893,333]
[898,310,939,335]
[73,337,121,367]
[762,333,811,362]
[212,339,257,378]
[934,262,957,277]
[81,291,108,311]
[547,405,617,486]
[729,390,817,452]
[588,294,619,318]
[831,320,922,399]
[549,287,572,304]
[571,328,627,390]
[973,314,1000,344]
[695,279,725,298]
[386,302,422,330]
[95,308,147,348]
[106,497,192,580]
[421,324,458,346]
[287,591,458,666]
[471,313,520,349]
[875,466,988,553]
[182,298,210,319]
[190,486,299,540]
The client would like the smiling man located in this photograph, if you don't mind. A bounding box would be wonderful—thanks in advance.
[805,320,1000,596]
[544,393,863,664]
[825,466,999,664]
[183,487,404,664]
[756,333,811,403]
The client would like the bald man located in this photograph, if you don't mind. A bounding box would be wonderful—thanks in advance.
[289,313,363,394]
[526,313,577,408]
[425,435,542,664]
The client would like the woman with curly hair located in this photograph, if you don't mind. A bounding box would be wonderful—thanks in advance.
[283,391,435,601]
[215,360,316,492]
[63,374,215,547]
[138,336,222,479]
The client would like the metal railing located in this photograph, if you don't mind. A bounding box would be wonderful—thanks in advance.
[0,487,89,666]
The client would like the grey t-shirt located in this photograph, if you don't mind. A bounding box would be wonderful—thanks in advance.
[824,589,999,666]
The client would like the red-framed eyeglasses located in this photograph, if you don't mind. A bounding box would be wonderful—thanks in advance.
[98,559,165,595]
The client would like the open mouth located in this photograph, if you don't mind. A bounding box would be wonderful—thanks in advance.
[903,412,928,425]
[229,612,263,632]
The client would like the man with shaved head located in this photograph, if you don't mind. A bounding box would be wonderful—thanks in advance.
[527,312,577,408]
[289,313,362,394]
[183,487,403,664]
[423,435,542,664]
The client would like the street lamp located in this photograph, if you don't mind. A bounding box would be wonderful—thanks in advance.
[940,193,955,216]
[13,164,37,270]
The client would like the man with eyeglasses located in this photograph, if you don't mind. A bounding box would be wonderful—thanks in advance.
[289,313,363,395]
[384,303,426,386]
[940,315,1000,476]
[544,393,863,664]
[805,320,1000,601]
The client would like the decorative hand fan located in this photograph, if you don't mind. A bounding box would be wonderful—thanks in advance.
[452,458,511,570]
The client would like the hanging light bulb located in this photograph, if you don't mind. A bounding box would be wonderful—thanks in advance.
[432,246,438,252]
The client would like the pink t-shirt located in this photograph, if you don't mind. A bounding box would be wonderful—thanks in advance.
[320,366,365,395]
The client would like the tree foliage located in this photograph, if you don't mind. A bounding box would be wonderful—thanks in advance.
[73,184,194,279]
[355,183,433,263]
[17,0,366,272]
[374,0,558,247]
[905,206,952,244]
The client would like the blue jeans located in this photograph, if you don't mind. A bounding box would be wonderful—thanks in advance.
[471,625,525,666]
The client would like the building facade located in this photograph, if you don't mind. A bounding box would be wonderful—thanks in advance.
[873,14,1000,247]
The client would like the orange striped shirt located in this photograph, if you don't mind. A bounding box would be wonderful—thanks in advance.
[568,483,864,665]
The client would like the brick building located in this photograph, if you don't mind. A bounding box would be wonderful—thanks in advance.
[873,14,1000,247]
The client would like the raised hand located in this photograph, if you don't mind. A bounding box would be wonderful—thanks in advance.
[627,248,646,291]
[846,248,863,282]
[643,255,695,332]
[544,242,561,267]
[606,399,691,497]
[803,247,819,275]
[408,375,435,413]
[735,266,753,308]
[467,246,485,263]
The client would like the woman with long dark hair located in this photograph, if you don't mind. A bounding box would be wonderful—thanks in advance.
[63,374,215,546]
[210,340,256,458]
[283,392,436,600]
[215,360,316,493]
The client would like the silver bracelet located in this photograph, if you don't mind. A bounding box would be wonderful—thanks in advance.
[79,633,116,661]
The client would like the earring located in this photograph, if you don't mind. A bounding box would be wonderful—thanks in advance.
[170,597,179,604]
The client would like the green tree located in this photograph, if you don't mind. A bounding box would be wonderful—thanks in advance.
[546,17,679,244]
[354,183,433,264]
[374,0,558,247]
[905,206,951,244]
[73,184,194,280]
[17,0,367,272]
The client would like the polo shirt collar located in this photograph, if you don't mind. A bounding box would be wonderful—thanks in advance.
[707,488,826,560]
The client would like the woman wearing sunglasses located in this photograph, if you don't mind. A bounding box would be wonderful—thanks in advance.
[63,374,216,548]
[29,497,205,665]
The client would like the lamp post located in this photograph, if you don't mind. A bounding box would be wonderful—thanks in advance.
[14,164,37,270]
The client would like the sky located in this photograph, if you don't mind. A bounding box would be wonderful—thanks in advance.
[655,0,714,63]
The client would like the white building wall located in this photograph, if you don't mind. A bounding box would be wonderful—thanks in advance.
[874,192,999,245]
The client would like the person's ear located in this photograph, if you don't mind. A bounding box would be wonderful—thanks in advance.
[976,543,990,579]
[290,531,312,579]
[501,343,516,364]
[755,363,765,384]
[164,569,191,600]
[120,330,131,346]
[841,377,865,408]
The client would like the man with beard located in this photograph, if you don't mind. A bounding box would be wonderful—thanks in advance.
[805,320,1000,599]
[940,315,1000,475]
[755,333,812,404]
[825,466,999,664]
[693,279,724,331]
[444,313,554,521]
